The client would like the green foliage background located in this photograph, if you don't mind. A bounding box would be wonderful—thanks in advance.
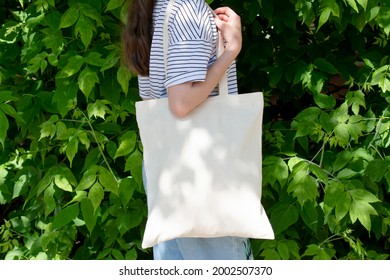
[0,0,389,260]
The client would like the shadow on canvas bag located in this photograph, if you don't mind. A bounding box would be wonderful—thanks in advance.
[136,0,274,249]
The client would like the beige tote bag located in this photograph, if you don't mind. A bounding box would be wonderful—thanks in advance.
[136,0,274,249]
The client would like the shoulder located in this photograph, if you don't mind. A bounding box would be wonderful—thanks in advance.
[169,0,215,41]
[172,0,211,21]
[173,0,208,10]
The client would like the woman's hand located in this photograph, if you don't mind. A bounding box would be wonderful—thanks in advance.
[214,7,242,58]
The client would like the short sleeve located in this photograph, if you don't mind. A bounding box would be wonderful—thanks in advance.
[164,0,215,88]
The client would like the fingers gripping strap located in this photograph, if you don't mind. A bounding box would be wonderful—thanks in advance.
[163,0,229,96]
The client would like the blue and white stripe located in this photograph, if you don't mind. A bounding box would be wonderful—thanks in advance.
[138,0,238,100]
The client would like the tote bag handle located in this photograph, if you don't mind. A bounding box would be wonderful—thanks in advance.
[163,0,229,96]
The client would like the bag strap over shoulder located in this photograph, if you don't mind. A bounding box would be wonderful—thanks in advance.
[163,0,229,96]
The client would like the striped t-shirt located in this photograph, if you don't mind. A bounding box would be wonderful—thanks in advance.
[138,0,238,100]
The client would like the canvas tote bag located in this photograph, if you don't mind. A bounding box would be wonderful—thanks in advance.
[136,0,274,249]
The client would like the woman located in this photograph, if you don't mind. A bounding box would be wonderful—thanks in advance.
[123,0,252,260]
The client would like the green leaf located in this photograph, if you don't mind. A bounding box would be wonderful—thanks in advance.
[66,191,87,206]
[335,191,351,222]
[85,52,105,67]
[294,120,315,138]
[333,150,353,171]
[385,171,390,193]
[39,118,57,140]
[0,110,9,148]
[78,130,90,150]
[77,166,98,191]
[269,65,284,87]
[356,0,367,10]
[0,103,25,124]
[303,244,320,256]
[314,58,338,74]
[115,131,137,158]
[276,241,289,260]
[332,102,349,123]
[270,202,299,234]
[0,21,22,43]
[379,122,390,148]
[349,200,377,231]
[299,1,315,26]
[111,249,124,260]
[27,52,48,74]
[334,123,350,146]
[54,174,73,192]
[353,147,374,161]
[13,172,28,199]
[65,137,79,166]
[125,150,143,187]
[352,12,366,32]
[125,248,138,260]
[106,0,126,11]
[263,156,289,187]
[53,79,78,117]
[346,90,366,115]
[117,65,132,94]
[60,5,80,29]
[303,244,333,260]
[101,50,120,72]
[309,164,328,183]
[55,122,68,140]
[318,0,340,30]
[362,58,374,68]
[288,162,318,206]
[324,181,344,209]
[78,67,99,99]
[346,0,359,13]
[294,107,322,122]
[43,182,56,217]
[36,168,56,197]
[75,14,95,49]
[300,202,319,232]
[314,92,336,110]
[377,7,390,35]
[79,3,103,27]
[98,166,119,195]
[88,182,104,212]
[117,203,144,233]
[0,92,14,103]
[318,8,331,31]
[52,203,79,230]
[285,240,300,259]
[119,178,136,207]
[81,198,97,234]
[260,249,281,260]
[366,6,380,22]
[301,66,326,95]
[337,168,357,179]
[364,159,389,182]
[87,100,108,119]
[106,140,117,159]
[371,65,390,91]
[83,148,102,171]
[349,189,380,203]
[56,55,85,79]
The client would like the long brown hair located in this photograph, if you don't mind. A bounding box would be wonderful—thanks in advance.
[122,0,156,76]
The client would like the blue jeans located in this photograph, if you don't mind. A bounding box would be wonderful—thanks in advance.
[142,165,253,260]
[153,236,253,260]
